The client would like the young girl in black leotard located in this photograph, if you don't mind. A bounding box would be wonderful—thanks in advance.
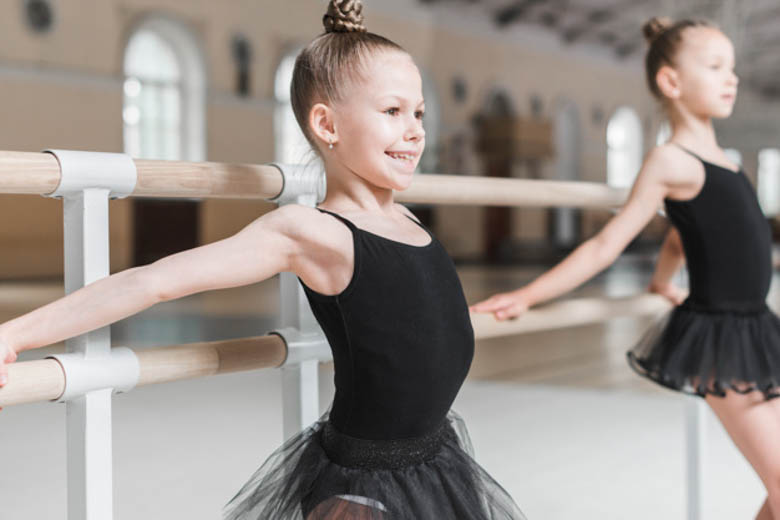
[0,1,524,518]
[473,17,780,520]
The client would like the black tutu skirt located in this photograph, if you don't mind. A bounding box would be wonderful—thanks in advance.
[223,411,525,519]
[627,301,780,399]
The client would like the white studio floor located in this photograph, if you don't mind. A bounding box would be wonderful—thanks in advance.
[0,367,765,519]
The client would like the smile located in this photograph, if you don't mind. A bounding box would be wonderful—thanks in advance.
[386,151,416,162]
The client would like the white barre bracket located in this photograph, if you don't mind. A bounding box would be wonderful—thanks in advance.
[272,327,332,366]
[267,162,326,206]
[43,149,137,199]
[47,347,140,403]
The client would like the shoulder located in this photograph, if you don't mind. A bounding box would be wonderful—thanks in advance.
[641,143,701,186]
[247,204,352,252]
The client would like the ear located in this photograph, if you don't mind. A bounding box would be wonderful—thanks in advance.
[309,103,338,149]
[656,65,681,99]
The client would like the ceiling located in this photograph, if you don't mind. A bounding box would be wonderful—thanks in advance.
[416,0,780,98]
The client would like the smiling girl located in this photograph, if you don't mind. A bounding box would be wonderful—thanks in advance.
[473,17,780,519]
[0,1,524,518]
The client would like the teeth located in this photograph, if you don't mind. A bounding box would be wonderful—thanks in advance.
[388,152,413,161]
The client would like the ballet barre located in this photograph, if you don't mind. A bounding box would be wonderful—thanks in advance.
[0,335,286,407]
[0,149,701,520]
[0,293,668,408]
[0,150,627,207]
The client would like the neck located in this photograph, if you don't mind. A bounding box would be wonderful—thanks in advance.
[666,104,720,151]
[320,161,396,214]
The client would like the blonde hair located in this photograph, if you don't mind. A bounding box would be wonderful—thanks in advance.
[290,0,406,150]
[643,16,713,99]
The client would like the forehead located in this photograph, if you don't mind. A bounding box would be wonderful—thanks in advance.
[678,27,734,61]
[357,50,423,99]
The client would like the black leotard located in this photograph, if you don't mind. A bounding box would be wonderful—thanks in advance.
[629,145,780,399]
[301,209,474,439]
[665,147,772,311]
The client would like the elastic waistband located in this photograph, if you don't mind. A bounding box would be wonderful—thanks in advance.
[681,298,768,315]
[320,420,452,470]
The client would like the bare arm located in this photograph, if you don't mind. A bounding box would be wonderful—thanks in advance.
[648,228,687,305]
[0,204,349,384]
[471,146,685,320]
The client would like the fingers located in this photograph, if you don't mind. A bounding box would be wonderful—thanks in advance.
[0,347,16,388]
[494,303,526,321]
[469,294,515,313]
[0,361,7,388]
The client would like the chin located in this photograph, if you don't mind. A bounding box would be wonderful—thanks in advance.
[712,107,734,119]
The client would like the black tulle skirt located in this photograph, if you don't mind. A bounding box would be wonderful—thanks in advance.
[627,301,780,399]
[223,411,525,519]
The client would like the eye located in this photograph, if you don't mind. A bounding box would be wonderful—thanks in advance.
[384,107,400,116]
[415,110,425,120]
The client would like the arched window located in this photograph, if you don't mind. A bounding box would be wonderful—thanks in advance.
[606,107,643,188]
[419,72,441,173]
[123,17,205,161]
[758,148,780,216]
[274,50,313,164]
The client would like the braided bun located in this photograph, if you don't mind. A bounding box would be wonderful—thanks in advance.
[323,0,366,33]
[642,16,673,44]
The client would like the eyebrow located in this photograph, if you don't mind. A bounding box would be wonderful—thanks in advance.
[376,95,426,107]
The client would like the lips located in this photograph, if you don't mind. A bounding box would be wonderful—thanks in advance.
[385,151,417,162]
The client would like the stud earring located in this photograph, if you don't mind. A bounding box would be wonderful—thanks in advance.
[328,139,334,150]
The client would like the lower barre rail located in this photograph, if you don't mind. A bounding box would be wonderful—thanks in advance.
[0,294,670,408]
[0,334,287,408]
[471,293,671,340]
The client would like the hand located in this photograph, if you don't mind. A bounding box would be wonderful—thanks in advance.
[0,340,16,412]
[648,281,686,306]
[0,340,17,388]
[470,290,530,321]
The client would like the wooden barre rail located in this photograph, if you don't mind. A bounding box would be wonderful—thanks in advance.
[0,151,285,199]
[0,150,628,207]
[472,293,670,340]
[0,334,286,408]
[396,174,628,208]
[0,294,669,408]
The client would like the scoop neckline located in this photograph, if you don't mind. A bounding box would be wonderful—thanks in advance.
[356,226,434,249]
[317,207,434,249]
[697,156,741,175]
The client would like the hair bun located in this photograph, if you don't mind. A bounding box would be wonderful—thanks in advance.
[323,0,366,33]
[642,16,673,43]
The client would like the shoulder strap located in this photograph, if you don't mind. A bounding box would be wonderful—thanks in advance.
[317,208,358,232]
[671,142,704,162]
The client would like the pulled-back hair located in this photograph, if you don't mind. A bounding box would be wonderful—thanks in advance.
[291,0,406,150]
[643,16,713,99]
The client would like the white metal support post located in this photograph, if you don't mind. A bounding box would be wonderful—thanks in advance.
[686,397,706,520]
[44,149,137,520]
[269,163,331,440]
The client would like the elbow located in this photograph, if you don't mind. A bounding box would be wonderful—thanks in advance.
[130,265,171,305]
[590,235,621,269]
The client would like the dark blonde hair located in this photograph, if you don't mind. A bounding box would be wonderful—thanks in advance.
[643,16,713,99]
[291,0,406,150]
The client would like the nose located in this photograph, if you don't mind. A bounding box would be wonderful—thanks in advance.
[405,117,425,142]
[729,70,739,86]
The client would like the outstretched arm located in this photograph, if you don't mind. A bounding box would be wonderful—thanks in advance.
[0,204,344,386]
[471,147,682,320]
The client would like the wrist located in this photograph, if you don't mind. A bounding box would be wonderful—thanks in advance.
[511,287,534,308]
[0,327,18,356]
